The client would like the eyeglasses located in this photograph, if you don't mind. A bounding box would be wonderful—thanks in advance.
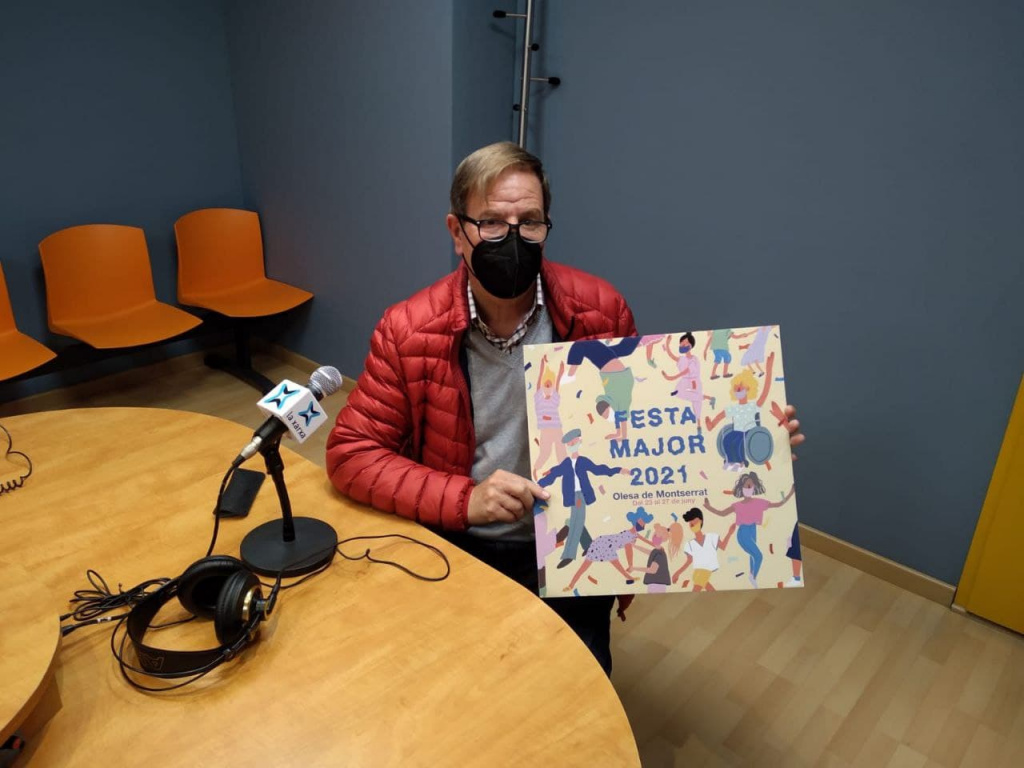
[457,215,552,244]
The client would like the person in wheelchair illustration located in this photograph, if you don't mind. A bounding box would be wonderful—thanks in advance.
[716,411,775,470]
[705,356,776,471]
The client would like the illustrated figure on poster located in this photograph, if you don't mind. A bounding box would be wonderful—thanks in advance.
[785,521,802,588]
[662,332,716,428]
[532,354,567,479]
[703,328,737,379]
[564,336,660,440]
[629,520,684,593]
[538,429,627,569]
[670,507,738,591]
[703,473,795,588]
[532,499,568,597]
[562,507,656,593]
[737,325,773,377]
[705,359,776,471]
[640,334,665,367]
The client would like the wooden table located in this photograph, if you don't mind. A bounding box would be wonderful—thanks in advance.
[0,408,639,766]
[0,563,62,748]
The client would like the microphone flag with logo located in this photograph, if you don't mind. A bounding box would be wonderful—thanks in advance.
[233,366,343,467]
[257,380,328,444]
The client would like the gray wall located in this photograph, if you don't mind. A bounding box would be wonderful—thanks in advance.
[452,0,521,174]
[0,0,243,399]
[224,0,461,379]
[528,0,1024,583]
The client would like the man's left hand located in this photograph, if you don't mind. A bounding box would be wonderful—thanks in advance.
[616,594,634,621]
[784,404,805,460]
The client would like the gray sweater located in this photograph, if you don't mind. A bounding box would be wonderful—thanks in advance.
[464,307,553,541]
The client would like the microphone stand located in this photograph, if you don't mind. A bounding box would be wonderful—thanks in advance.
[239,436,338,577]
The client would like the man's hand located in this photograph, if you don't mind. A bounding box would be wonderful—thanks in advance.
[467,469,550,526]
[616,594,634,621]
[784,404,805,460]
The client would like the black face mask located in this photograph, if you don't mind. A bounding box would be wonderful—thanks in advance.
[468,233,543,300]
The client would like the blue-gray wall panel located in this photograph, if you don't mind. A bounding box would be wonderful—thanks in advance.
[452,0,520,166]
[0,0,243,398]
[225,0,455,378]
[530,1,1024,583]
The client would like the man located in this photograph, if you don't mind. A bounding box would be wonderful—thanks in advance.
[327,142,805,674]
[326,142,635,674]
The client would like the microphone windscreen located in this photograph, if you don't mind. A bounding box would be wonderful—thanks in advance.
[309,366,344,399]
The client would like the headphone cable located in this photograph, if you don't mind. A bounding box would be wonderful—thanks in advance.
[203,464,237,558]
[60,570,173,637]
[0,422,33,495]
[336,534,451,582]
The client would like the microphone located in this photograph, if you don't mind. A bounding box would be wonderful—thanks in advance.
[233,366,344,467]
[237,366,344,578]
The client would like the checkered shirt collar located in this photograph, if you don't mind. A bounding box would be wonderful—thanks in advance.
[466,279,545,353]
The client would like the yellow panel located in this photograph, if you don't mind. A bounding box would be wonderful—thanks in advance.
[956,375,1024,633]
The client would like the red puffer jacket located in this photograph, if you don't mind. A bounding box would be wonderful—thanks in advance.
[326,260,637,530]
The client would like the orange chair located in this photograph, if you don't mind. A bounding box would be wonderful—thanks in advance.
[174,208,313,391]
[0,262,57,381]
[39,225,201,349]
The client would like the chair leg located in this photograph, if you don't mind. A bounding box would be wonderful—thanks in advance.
[204,323,275,394]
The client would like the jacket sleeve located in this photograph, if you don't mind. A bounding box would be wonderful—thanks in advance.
[537,462,563,489]
[325,312,473,531]
[616,293,638,337]
[591,461,624,477]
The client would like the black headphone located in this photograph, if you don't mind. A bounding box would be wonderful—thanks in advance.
[125,555,279,679]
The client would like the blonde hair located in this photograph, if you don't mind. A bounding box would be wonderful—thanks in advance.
[450,142,551,216]
[730,369,760,401]
[667,522,685,559]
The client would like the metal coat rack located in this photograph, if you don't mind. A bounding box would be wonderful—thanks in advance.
[493,1,560,148]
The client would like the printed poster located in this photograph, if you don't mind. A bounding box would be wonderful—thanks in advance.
[524,327,802,598]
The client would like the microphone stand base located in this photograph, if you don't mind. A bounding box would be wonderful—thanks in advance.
[240,517,338,577]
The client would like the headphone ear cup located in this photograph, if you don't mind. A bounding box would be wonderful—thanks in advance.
[178,555,247,620]
[214,569,262,646]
